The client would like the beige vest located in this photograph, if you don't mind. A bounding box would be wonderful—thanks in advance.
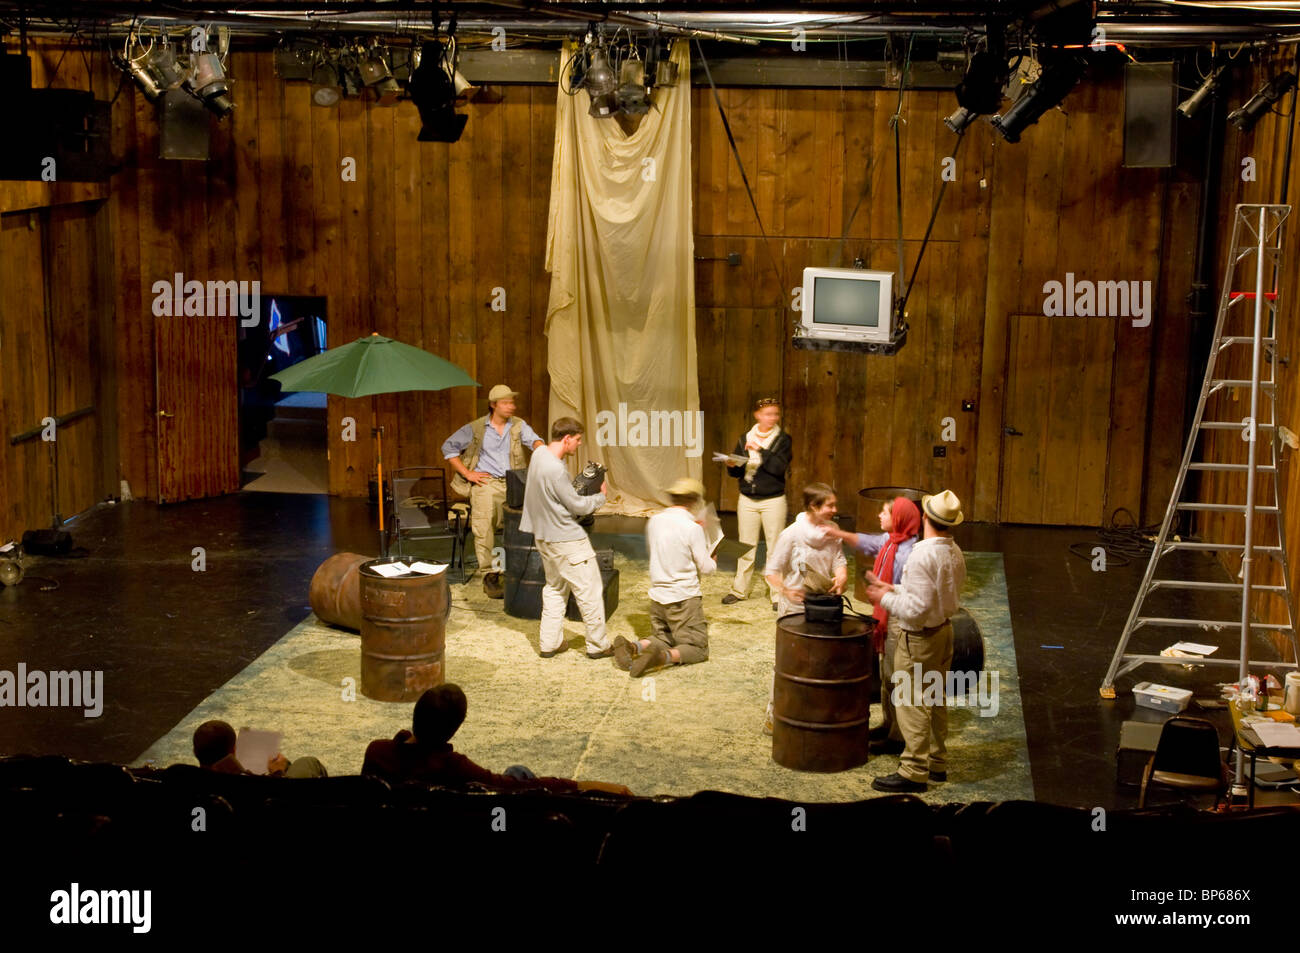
[451,416,526,496]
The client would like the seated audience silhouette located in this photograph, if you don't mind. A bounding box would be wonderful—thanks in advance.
[192,720,327,778]
[363,683,631,795]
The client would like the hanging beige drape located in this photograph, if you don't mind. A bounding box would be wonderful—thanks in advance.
[545,40,701,516]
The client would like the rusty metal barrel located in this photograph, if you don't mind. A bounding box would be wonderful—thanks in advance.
[772,614,875,772]
[359,558,450,702]
[309,552,369,631]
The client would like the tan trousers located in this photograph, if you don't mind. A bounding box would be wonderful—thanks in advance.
[893,620,954,783]
[649,596,709,664]
[468,477,507,573]
[730,493,787,602]
[536,538,608,654]
[878,619,904,742]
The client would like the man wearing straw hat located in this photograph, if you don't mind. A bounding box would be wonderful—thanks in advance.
[443,384,545,598]
[615,477,718,677]
[864,489,967,793]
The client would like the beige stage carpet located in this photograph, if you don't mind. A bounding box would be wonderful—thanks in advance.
[135,552,1030,802]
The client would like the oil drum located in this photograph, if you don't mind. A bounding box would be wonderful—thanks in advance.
[309,552,369,631]
[772,614,874,772]
[359,558,449,702]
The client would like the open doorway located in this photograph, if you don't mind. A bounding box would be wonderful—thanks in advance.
[238,294,329,494]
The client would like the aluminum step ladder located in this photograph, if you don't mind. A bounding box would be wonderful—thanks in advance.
[1100,204,1300,710]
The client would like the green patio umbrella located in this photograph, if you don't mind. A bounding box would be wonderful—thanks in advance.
[271,333,478,553]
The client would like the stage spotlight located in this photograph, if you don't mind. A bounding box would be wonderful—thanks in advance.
[584,45,617,98]
[115,51,165,103]
[616,59,650,116]
[360,45,401,104]
[310,60,341,107]
[1178,65,1223,119]
[990,57,1085,142]
[1228,71,1297,132]
[944,105,980,134]
[955,49,1008,116]
[149,41,189,91]
[187,51,234,118]
[410,41,467,143]
[588,90,618,118]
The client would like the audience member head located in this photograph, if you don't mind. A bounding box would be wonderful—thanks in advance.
[753,397,780,430]
[193,720,237,767]
[802,482,838,525]
[412,684,469,745]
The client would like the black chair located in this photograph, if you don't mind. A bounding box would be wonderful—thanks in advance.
[387,466,470,581]
[1139,715,1229,809]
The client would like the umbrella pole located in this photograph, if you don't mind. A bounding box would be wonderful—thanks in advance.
[373,396,386,557]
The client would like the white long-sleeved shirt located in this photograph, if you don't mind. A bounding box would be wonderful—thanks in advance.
[518,447,605,542]
[646,506,716,603]
[764,513,847,615]
[879,536,965,630]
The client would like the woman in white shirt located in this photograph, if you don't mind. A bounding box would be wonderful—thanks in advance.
[761,483,848,733]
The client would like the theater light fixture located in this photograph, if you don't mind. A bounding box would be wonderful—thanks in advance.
[410,40,467,143]
[944,106,980,134]
[990,57,1085,142]
[584,45,618,99]
[1228,71,1297,132]
[187,51,234,117]
[1178,65,1224,119]
[360,43,401,104]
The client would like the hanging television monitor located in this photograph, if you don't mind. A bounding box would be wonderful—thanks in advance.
[798,267,894,345]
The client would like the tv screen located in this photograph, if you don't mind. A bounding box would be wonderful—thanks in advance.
[812,276,884,328]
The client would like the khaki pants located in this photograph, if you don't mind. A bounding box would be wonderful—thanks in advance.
[649,596,709,664]
[536,538,608,654]
[731,493,787,602]
[893,620,954,783]
[469,478,507,573]
[878,619,904,742]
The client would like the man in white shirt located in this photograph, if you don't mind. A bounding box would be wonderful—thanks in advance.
[864,489,967,793]
[617,478,717,677]
[519,417,612,659]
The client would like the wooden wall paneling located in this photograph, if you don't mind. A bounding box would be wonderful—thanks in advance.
[471,96,506,425]
[310,68,342,475]
[284,84,316,297]
[725,86,758,236]
[818,88,845,241]
[1000,314,1050,523]
[758,88,785,240]
[333,96,369,496]
[364,94,399,489]
[841,89,874,245]
[867,90,899,247]
[500,90,535,455]
[901,91,939,243]
[0,212,51,537]
[392,101,425,470]
[446,107,479,435]
[91,199,120,508]
[530,89,556,426]
[973,131,1029,520]
[695,307,726,506]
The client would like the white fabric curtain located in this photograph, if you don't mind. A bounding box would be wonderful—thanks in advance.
[545,40,701,515]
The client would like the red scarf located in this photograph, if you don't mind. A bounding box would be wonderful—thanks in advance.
[871,497,920,652]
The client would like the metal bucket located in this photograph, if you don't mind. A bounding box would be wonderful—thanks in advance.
[773,614,875,772]
[309,552,369,631]
[359,558,449,702]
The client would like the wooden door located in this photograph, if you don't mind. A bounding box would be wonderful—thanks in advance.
[999,313,1116,525]
[155,313,239,502]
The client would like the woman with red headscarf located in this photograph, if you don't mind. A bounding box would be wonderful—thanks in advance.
[820,496,921,754]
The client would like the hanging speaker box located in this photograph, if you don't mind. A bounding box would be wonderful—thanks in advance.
[159,88,211,160]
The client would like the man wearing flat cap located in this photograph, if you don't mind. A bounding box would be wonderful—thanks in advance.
[442,384,545,598]
[615,477,718,677]
[864,489,967,793]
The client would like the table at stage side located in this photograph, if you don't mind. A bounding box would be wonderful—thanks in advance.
[1226,701,1300,808]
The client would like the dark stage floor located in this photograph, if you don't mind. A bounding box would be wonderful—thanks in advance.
[1,492,1294,810]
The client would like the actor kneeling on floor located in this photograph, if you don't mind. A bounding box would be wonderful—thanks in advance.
[617,477,718,677]
[761,482,848,734]
[520,417,613,659]
[820,495,921,755]
[442,383,545,599]
[864,490,966,793]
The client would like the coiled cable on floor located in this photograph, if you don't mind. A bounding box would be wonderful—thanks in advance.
[1068,508,1164,568]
